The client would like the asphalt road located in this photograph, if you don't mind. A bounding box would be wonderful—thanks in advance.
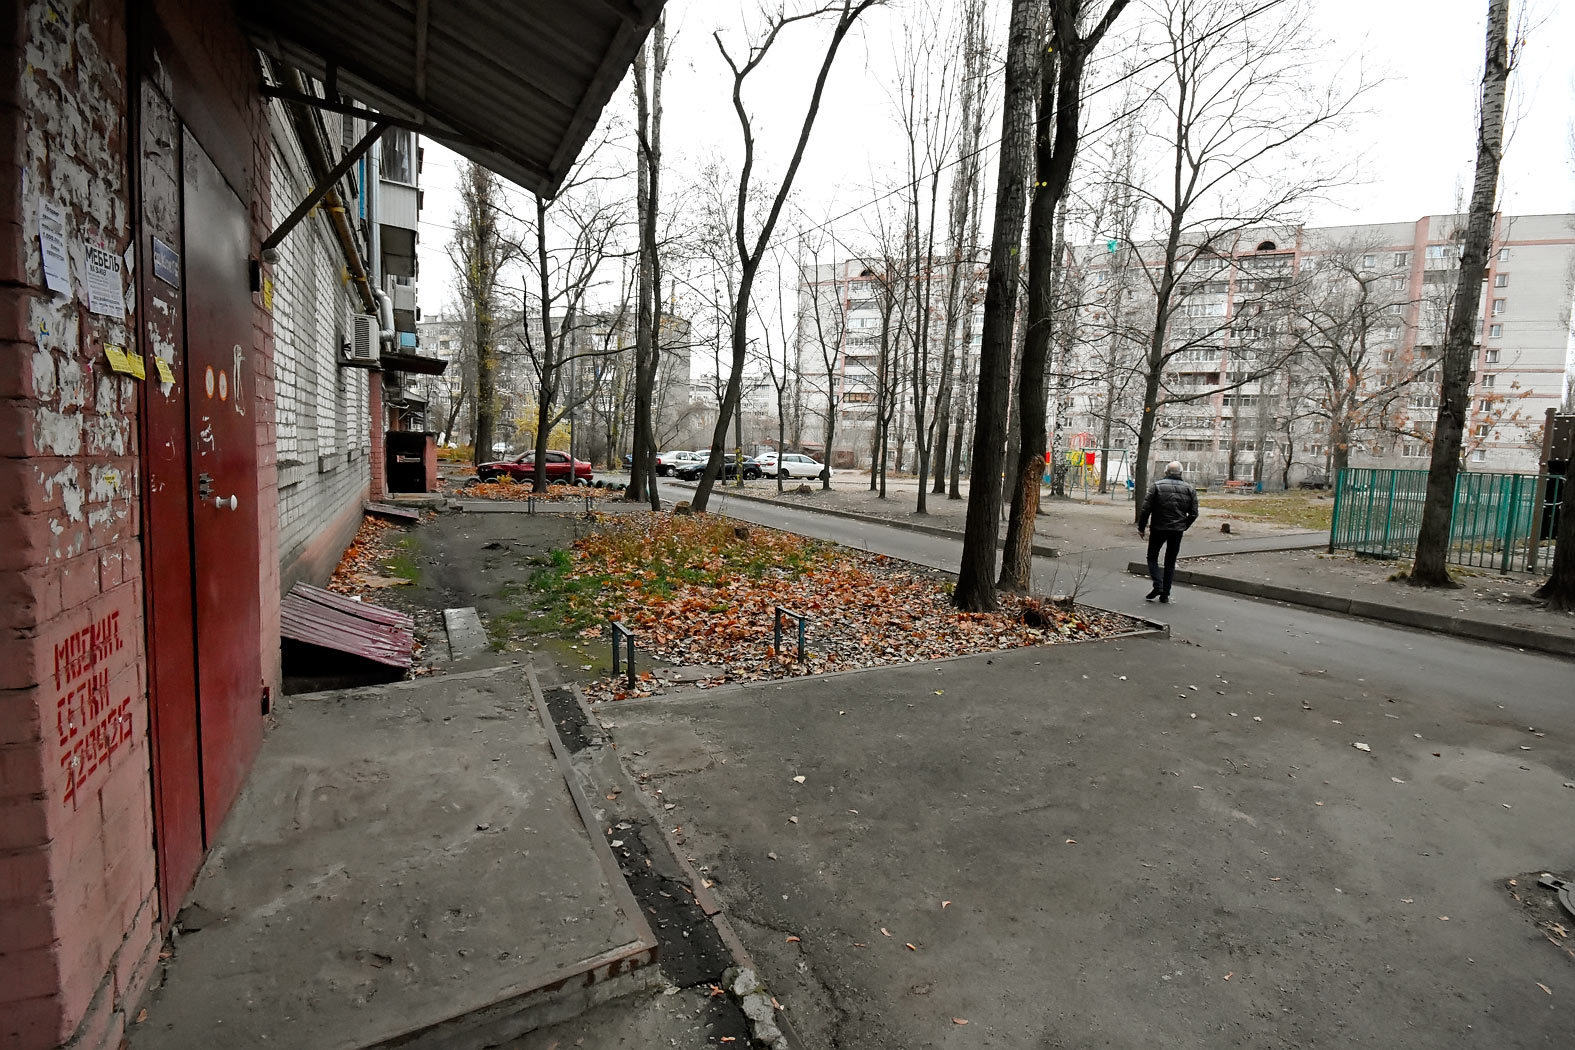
[616,484,1575,1049]
[674,482,1573,729]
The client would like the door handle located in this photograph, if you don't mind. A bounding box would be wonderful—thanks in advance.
[211,495,238,511]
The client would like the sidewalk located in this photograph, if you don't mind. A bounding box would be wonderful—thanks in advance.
[670,475,1315,558]
[1131,547,1575,657]
[129,665,659,1050]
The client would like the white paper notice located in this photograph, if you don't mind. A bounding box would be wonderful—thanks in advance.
[84,241,125,319]
[37,199,71,296]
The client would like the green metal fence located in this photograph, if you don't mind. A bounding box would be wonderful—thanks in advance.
[1329,467,1564,573]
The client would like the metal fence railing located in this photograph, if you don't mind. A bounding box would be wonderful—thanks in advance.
[1329,467,1564,573]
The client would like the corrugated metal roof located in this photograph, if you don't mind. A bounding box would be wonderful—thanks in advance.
[281,583,415,669]
[243,0,664,197]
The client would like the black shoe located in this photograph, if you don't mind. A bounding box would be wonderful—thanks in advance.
[1158,594,1169,603]
[1145,589,1160,601]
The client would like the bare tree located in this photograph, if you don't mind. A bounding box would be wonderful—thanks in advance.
[689,0,882,513]
[1410,0,1513,586]
[953,0,1039,612]
[798,236,850,490]
[449,162,521,465]
[1123,0,1359,520]
[628,16,668,509]
[756,248,799,494]
[889,10,962,515]
[998,0,1133,594]
[1287,243,1429,479]
[931,0,991,496]
[517,152,632,492]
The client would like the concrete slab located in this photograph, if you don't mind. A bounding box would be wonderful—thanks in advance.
[130,666,657,1050]
[443,606,490,660]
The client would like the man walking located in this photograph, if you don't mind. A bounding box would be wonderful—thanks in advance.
[1137,461,1198,603]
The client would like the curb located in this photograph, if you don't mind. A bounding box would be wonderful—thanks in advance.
[669,482,1061,558]
[588,624,1171,711]
[1126,562,1575,659]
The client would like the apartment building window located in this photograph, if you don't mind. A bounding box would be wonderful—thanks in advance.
[381,129,415,184]
[1389,275,1406,290]
[844,391,873,404]
[1485,348,1500,364]
[1491,298,1505,316]
[1401,443,1424,458]
[1493,273,1507,288]
[1393,251,1409,268]
[1362,254,1375,268]
[1488,324,1502,338]
[1498,247,1509,261]
[1481,373,1494,388]
[1472,424,1490,438]
[1472,449,1486,462]
[1425,244,1453,261]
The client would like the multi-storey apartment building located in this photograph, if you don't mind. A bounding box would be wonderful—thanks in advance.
[796,258,983,468]
[1063,213,1575,486]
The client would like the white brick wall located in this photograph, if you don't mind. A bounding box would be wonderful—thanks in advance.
[268,108,372,588]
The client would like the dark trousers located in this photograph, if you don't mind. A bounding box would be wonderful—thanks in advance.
[1147,529,1184,596]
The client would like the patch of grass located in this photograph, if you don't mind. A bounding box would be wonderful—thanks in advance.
[383,537,422,583]
[1201,492,1334,532]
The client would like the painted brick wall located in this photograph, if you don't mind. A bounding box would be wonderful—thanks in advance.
[0,5,157,1048]
[267,103,372,594]
[2,1,280,1046]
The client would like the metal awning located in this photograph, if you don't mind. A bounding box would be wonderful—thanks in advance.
[243,0,665,197]
[380,350,448,376]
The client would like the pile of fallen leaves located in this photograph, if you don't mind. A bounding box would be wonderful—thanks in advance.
[553,514,1137,701]
[327,516,402,594]
[461,476,593,502]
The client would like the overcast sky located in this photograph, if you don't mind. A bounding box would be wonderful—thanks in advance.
[415,0,1575,317]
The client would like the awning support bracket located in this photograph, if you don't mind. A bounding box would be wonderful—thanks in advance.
[262,115,388,254]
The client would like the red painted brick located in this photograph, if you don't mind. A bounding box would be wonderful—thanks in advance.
[0,743,47,798]
[0,993,66,1050]
[0,844,52,903]
[0,564,61,633]
[0,687,43,747]
[0,892,55,952]
[58,976,116,1050]
[0,795,49,851]
[58,553,102,613]
[0,943,65,1002]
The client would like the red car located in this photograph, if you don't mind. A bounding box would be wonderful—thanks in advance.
[477,449,593,484]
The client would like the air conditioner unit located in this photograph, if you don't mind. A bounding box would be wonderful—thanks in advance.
[348,313,380,364]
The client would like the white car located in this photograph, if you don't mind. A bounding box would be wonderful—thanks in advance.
[760,452,825,480]
[655,450,699,476]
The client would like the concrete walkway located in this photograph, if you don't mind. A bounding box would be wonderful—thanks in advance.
[130,666,658,1050]
[1133,548,1575,658]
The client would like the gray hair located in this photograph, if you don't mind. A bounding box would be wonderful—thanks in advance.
[1165,461,1184,478]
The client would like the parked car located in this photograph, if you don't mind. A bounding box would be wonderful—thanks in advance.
[477,449,593,484]
[675,454,761,481]
[655,449,700,476]
[757,451,826,480]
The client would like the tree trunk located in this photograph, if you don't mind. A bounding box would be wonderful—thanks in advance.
[1000,3,1116,592]
[628,31,656,504]
[1410,0,1508,587]
[1534,472,1575,609]
[954,0,1037,611]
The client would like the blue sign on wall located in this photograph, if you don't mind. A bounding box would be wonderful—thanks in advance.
[152,237,180,287]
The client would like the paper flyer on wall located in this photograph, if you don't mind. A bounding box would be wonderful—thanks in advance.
[37,198,71,295]
[84,241,126,318]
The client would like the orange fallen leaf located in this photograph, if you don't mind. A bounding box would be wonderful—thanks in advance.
[786,936,801,943]
[880,928,891,937]
[1537,982,1552,995]
[1223,972,1234,980]
[906,943,918,951]
[135,1009,147,1024]
[941,900,952,908]
[953,1017,970,1025]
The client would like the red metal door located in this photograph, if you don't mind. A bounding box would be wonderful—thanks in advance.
[138,82,204,918]
[181,129,263,839]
